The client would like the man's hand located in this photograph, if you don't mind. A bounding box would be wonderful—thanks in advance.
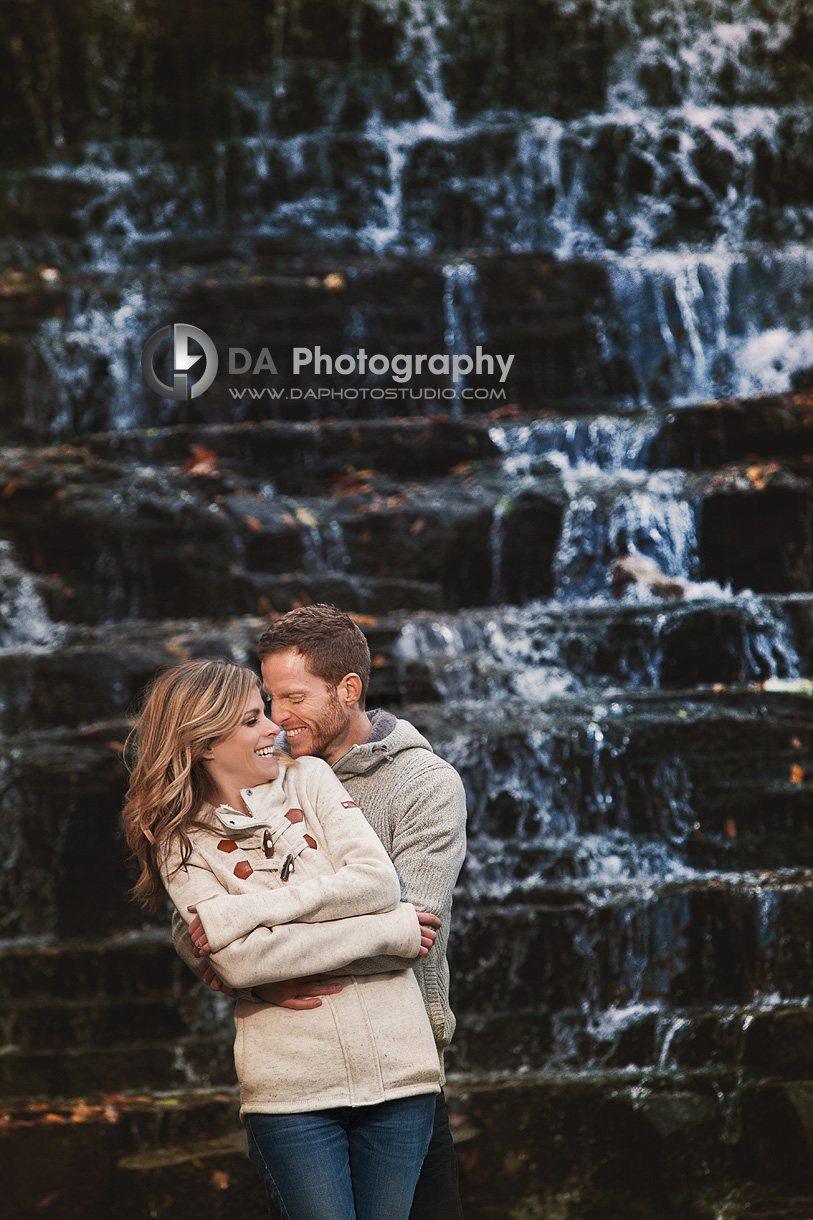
[417,910,441,956]
[253,976,344,1010]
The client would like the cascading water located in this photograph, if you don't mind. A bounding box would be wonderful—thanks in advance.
[6,1,813,429]
[2,3,813,1216]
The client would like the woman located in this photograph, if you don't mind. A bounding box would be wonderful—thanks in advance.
[123,659,442,1220]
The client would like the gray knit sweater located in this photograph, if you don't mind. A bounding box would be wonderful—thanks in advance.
[331,711,467,1051]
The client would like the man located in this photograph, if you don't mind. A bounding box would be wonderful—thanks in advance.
[173,604,467,1219]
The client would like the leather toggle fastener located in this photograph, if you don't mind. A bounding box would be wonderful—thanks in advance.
[280,852,294,882]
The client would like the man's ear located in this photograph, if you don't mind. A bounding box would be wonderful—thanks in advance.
[340,673,363,708]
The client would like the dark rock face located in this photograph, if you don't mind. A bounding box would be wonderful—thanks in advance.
[2,2,813,1219]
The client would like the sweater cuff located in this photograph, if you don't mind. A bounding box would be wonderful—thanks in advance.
[393,903,422,958]
[197,891,274,953]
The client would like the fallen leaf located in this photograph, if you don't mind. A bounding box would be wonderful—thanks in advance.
[243,516,263,532]
[724,818,737,839]
[791,764,805,785]
[1,478,19,499]
[745,461,781,490]
[331,472,373,498]
[184,445,219,477]
[36,1193,62,1209]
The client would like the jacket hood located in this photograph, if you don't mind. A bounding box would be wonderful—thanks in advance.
[332,709,435,778]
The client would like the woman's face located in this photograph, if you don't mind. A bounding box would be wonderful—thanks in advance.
[204,689,281,795]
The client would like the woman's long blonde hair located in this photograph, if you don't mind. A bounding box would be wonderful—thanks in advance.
[123,659,262,911]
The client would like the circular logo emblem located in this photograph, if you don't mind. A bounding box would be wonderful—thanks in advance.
[141,323,219,400]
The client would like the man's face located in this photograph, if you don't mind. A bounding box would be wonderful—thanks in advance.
[261,648,351,765]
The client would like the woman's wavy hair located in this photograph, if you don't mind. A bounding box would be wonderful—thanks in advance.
[122,659,263,911]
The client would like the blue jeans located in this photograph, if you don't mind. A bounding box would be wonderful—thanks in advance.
[408,1092,463,1220]
[246,1094,437,1220]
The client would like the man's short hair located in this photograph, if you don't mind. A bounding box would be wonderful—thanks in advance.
[258,604,372,707]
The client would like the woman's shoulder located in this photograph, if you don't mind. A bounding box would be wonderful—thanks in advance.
[281,754,336,792]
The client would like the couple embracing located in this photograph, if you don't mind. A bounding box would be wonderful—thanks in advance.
[123,604,467,1220]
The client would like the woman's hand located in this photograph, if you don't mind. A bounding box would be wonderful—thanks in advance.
[416,910,441,956]
[187,900,217,956]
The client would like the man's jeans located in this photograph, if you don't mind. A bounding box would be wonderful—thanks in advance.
[408,1091,464,1220]
[246,1094,436,1220]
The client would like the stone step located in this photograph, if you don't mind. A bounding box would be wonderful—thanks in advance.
[4,102,813,274]
[1,1073,805,1220]
[0,596,810,736]
[651,394,813,471]
[83,417,499,489]
[7,253,813,441]
[0,440,562,620]
[374,595,813,702]
[0,432,811,625]
[5,868,813,1041]
[0,934,190,1006]
[450,872,813,1019]
[450,999,813,1082]
[3,1072,810,1220]
[0,1087,249,1220]
[2,995,194,1052]
[416,688,813,844]
[2,0,812,171]
[0,1034,235,1105]
[0,685,810,937]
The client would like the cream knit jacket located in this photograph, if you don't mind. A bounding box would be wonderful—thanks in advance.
[162,755,440,1115]
[172,713,467,1054]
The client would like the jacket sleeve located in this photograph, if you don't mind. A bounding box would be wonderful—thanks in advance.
[163,849,422,989]
[175,762,403,955]
[338,757,467,983]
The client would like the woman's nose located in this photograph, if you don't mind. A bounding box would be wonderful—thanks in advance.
[263,712,281,735]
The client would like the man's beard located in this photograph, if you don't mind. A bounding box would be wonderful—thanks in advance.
[292,689,350,761]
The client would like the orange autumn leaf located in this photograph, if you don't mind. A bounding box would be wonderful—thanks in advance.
[1,477,19,499]
[184,445,219,476]
[243,516,263,532]
[791,764,805,785]
[745,461,780,490]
